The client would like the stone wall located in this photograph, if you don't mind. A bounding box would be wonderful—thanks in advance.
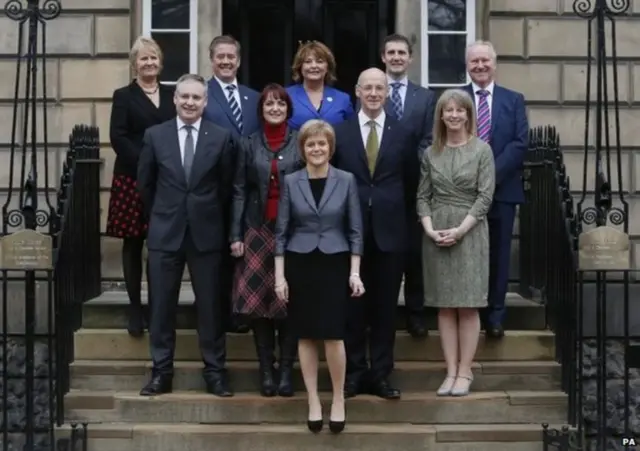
[0,1,131,448]
[487,1,640,449]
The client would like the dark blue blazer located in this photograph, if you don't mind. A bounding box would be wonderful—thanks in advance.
[332,115,419,253]
[463,83,528,204]
[286,84,354,130]
[203,78,260,140]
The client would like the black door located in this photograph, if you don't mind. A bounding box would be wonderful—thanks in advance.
[223,0,395,98]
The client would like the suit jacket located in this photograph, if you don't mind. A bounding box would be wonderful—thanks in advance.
[137,118,235,253]
[356,81,436,153]
[274,166,363,256]
[109,81,176,178]
[203,78,260,139]
[332,115,419,253]
[286,84,354,130]
[229,127,304,242]
[463,83,529,204]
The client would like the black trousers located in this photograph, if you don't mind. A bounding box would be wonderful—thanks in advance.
[345,224,404,383]
[403,220,424,315]
[148,230,225,376]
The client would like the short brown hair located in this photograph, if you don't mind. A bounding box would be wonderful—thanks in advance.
[209,35,241,60]
[381,33,413,55]
[432,89,476,152]
[257,83,293,124]
[297,120,336,161]
[291,41,337,84]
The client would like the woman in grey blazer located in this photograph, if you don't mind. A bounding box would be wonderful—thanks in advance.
[229,84,303,398]
[274,119,365,434]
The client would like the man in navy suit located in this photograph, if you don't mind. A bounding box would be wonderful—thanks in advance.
[463,40,529,339]
[381,33,436,338]
[333,68,419,400]
[203,35,260,334]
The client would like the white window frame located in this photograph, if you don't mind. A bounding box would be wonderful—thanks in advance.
[142,0,199,84]
[420,0,476,88]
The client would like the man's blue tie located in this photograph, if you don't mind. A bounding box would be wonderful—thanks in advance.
[226,85,243,132]
[390,82,404,120]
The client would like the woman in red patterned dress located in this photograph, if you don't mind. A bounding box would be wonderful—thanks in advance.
[229,84,303,397]
[106,36,175,336]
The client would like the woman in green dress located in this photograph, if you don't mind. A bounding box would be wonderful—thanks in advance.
[416,89,495,397]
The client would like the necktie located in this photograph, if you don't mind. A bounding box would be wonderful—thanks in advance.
[183,125,195,182]
[390,82,403,119]
[226,85,243,132]
[365,120,379,176]
[476,89,491,143]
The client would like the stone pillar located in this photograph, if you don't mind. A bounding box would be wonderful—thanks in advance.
[197,0,223,76]
[394,0,422,84]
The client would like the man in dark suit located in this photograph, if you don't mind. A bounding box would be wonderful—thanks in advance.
[203,35,260,334]
[137,73,234,397]
[463,40,529,339]
[381,33,436,338]
[333,68,419,400]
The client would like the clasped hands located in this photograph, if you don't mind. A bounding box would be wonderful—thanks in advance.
[428,227,462,247]
[275,273,365,302]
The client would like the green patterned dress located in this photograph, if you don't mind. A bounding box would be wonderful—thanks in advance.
[416,137,495,308]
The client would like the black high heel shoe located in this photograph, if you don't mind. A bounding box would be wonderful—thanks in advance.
[307,419,323,433]
[329,420,345,434]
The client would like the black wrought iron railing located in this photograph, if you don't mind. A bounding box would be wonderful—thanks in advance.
[54,125,102,424]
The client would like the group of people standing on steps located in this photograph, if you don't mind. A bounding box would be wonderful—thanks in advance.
[105,32,528,434]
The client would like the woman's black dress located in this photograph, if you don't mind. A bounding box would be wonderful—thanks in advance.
[285,177,350,340]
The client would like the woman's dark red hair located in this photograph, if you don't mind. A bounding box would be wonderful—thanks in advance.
[257,83,294,124]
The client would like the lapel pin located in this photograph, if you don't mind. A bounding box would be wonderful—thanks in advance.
[243,95,248,100]
[327,97,333,102]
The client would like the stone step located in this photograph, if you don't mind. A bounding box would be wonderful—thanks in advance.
[69,360,561,392]
[57,422,558,451]
[73,329,555,362]
[64,390,567,425]
[82,290,546,330]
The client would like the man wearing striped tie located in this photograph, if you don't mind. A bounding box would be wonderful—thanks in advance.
[203,35,261,334]
[463,40,529,339]
[380,33,437,339]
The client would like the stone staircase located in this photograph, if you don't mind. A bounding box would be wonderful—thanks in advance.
[62,288,566,450]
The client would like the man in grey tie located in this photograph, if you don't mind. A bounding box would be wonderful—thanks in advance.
[137,73,235,397]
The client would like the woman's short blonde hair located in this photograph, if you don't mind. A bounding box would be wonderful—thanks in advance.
[129,36,164,73]
[291,41,337,84]
[432,88,477,152]
[297,119,336,161]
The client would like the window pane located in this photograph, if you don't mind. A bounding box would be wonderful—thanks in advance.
[427,34,467,85]
[152,0,190,30]
[152,32,190,82]
[428,0,466,32]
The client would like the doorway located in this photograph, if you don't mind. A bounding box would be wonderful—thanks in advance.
[222,0,395,99]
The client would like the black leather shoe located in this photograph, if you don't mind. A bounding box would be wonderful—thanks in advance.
[370,379,401,400]
[253,320,277,397]
[205,377,234,397]
[406,314,427,338]
[485,325,505,339]
[307,419,323,433]
[343,380,360,399]
[277,321,297,397]
[139,374,172,396]
[329,420,345,434]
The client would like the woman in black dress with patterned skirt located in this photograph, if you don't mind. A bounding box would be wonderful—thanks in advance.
[274,119,364,434]
[106,36,175,336]
[229,84,303,398]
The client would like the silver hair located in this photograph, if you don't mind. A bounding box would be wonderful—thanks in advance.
[465,40,497,62]
[175,73,208,95]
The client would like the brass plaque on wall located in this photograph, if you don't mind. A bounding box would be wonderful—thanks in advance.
[0,229,53,270]
[578,226,630,271]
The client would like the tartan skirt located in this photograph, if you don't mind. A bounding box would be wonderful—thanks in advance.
[232,221,288,319]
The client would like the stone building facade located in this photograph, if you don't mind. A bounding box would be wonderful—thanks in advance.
[1,0,638,280]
